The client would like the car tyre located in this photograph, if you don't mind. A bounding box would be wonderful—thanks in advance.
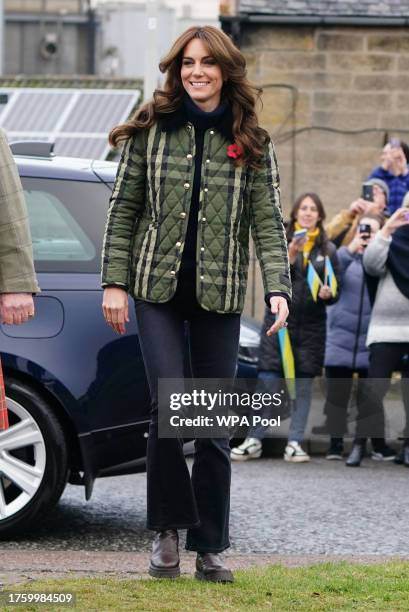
[0,378,69,539]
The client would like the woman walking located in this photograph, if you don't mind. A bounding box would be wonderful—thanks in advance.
[101,26,291,582]
[232,193,338,462]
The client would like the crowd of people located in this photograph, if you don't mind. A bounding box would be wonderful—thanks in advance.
[232,139,409,468]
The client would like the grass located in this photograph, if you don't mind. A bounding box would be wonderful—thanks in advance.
[1,561,409,611]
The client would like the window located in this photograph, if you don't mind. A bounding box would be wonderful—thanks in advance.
[21,177,110,273]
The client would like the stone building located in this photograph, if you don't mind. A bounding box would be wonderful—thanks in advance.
[221,0,409,319]
[221,1,409,214]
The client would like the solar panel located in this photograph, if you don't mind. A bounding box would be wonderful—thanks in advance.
[0,88,141,160]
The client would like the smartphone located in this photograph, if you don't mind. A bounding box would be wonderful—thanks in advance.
[359,222,371,246]
[293,228,308,241]
[362,183,374,202]
[359,223,371,235]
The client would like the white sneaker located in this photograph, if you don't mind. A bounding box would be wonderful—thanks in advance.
[284,441,310,463]
[231,437,262,461]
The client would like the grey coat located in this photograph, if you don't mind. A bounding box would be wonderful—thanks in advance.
[363,232,409,345]
[324,247,371,370]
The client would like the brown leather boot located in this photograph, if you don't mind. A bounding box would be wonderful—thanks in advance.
[195,552,234,583]
[148,529,180,578]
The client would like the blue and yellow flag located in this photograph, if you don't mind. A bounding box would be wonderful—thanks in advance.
[277,325,296,400]
[306,261,322,302]
[325,255,338,297]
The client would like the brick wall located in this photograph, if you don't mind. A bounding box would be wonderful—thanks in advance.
[241,25,409,321]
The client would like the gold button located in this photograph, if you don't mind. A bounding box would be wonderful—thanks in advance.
[170,270,176,276]
[180,212,186,219]
[187,154,193,160]
[184,182,190,190]
[273,182,279,188]
[187,124,192,130]
[202,217,206,222]
[206,159,210,163]
[200,275,204,280]
[200,247,204,252]
[204,187,208,193]
[210,130,214,135]
[176,241,181,248]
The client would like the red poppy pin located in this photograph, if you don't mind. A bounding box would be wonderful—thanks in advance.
[226,143,243,159]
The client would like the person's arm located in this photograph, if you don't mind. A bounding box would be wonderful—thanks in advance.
[362,232,390,277]
[363,207,409,277]
[325,208,356,244]
[101,130,147,290]
[249,141,291,300]
[249,141,291,334]
[0,129,39,295]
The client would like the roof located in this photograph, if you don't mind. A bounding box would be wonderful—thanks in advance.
[238,0,409,18]
[15,154,117,182]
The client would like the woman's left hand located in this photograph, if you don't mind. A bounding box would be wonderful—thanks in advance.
[318,284,333,300]
[266,296,289,335]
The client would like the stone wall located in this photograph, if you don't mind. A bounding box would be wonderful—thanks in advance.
[241,25,409,321]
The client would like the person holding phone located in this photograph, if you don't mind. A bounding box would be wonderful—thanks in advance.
[354,204,409,467]
[321,214,390,462]
[100,26,291,582]
[368,139,409,214]
[326,179,388,248]
[232,193,339,463]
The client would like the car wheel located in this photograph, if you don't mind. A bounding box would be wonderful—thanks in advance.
[0,379,69,538]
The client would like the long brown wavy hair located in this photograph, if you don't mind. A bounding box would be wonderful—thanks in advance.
[109,26,269,168]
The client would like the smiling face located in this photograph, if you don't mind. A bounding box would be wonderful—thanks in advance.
[181,38,224,112]
[295,196,321,230]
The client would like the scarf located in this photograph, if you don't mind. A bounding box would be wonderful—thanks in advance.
[387,225,409,300]
[294,222,320,266]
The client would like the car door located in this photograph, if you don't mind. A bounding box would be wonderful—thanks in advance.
[3,173,151,466]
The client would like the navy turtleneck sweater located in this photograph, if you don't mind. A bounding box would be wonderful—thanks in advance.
[179,96,229,275]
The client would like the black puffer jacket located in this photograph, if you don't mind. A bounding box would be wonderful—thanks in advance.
[258,228,339,376]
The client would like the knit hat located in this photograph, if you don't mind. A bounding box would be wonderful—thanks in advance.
[366,178,389,203]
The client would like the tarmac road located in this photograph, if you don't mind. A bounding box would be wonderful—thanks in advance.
[0,456,408,557]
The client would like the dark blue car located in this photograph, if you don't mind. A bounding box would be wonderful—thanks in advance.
[0,143,260,537]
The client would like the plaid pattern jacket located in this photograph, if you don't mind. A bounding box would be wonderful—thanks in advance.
[0,129,39,294]
[101,110,291,314]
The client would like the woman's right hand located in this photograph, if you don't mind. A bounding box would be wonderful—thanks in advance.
[102,287,129,335]
[381,207,409,239]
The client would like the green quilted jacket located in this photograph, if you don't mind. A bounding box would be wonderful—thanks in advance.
[101,109,291,314]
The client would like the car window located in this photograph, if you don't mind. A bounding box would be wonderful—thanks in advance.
[21,177,110,273]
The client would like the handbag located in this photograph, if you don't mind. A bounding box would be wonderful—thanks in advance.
[0,357,9,430]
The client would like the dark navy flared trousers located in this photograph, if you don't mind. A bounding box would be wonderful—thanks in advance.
[134,269,240,552]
